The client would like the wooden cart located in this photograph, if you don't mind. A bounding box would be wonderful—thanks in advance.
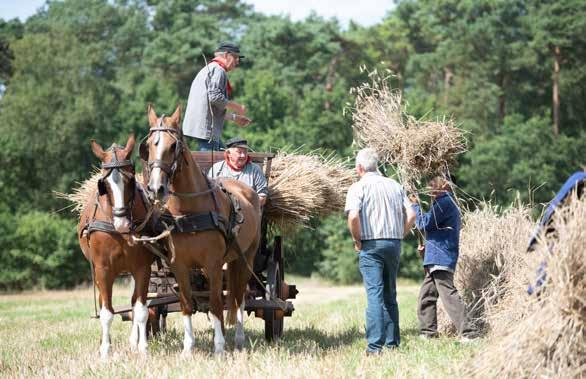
[115,152,298,342]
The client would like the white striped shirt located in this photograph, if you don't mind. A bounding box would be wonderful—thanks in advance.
[344,172,410,240]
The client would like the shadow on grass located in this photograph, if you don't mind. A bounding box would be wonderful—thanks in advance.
[149,324,364,355]
[252,325,363,353]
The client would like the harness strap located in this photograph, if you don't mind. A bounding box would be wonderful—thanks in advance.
[154,212,230,237]
[169,186,217,198]
[87,220,119,235]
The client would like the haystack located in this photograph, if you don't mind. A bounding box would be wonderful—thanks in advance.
[436,203,535,335]
[56,170,144,215]
[55,169,101,215]
[265,151,355,231]
[464,196,586,378]
[60,154,354,233]
[349,68,466,189]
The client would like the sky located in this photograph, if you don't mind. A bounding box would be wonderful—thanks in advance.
[0,0,395,27]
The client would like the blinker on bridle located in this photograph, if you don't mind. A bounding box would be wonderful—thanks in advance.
[139,115,185,180]
[98,145,136,218]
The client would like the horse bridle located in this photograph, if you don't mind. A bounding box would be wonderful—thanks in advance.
[139,115,185,182]
[98,145,136,218]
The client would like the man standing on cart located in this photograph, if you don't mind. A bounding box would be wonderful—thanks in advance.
[183,42,251,151]
[207,136,268,207]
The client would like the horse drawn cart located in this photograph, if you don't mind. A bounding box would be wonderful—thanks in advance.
[114,151,298,342]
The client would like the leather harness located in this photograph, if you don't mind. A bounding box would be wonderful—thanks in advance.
[138,118,244,256]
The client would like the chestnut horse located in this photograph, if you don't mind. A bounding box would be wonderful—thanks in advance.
[77,135,154,358]
[140,105,261,354]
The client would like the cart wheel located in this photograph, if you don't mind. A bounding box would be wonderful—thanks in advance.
[146,305,167,339]
[265,237,284,342]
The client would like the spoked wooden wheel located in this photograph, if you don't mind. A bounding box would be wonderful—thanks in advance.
[264,236,284,342]
[146,305,167,339]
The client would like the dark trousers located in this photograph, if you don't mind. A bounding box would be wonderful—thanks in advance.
[359,239,401,352]
[417,270,475,337]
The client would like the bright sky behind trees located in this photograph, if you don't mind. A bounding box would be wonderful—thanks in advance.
[0,0,395,27]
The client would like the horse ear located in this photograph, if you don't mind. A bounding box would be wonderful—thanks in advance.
[123,134,135,159]
[90,139,106,161]
[147,103,158,127]
[171,104,182,127]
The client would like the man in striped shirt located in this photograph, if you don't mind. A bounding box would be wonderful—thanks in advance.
[345,148,416,355]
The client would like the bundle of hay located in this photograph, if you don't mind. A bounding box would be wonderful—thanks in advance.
[265,151,355,231]
[436,203,534,335]
[349,68,467,188]
[55,170,102,215]
[56,170,144,215]
[465,196,586,378]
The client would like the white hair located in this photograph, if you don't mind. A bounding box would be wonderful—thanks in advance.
[356,148,379,172]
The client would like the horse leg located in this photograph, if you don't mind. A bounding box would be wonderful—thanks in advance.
[130,266,150,355]
[95,266,115,359]
[207,266,226,355]
[172,264,195,355]
[234,293,246,351]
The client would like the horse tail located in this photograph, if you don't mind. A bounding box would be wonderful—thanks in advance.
[225,260,239,325]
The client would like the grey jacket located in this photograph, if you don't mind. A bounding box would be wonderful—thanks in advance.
[182,62,228,140]
[207,160,269,198]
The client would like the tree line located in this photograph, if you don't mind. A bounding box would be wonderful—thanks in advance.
[0,0,584,289]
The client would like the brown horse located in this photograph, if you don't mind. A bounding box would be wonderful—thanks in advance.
[77,135,154,358]
[140,105,261,354]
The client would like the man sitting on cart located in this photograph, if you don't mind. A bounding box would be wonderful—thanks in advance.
[207,136,268,206]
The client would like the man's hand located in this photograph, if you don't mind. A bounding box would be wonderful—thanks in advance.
[409,193,420,204]
[353,240,362,252]
[227,101,246,115]
[417,244,425,260]
[234,114,251,127]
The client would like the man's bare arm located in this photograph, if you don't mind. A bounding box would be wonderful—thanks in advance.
[347,210,362,251]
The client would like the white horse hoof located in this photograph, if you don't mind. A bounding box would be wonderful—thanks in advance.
[138,344,148,355]
[181,349,192,358]
[214,344,225,355]
[100,345,110,360]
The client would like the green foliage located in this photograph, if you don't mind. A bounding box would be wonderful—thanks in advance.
[282,219,326,276]
[458,114,586,205]
[0,0,584,289]
[317,216,360,284]
[0,211,86,290]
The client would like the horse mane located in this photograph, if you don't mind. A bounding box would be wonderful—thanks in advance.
[57,168,143,215]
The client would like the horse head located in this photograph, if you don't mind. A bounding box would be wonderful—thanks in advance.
[140,104,183,203]
[91,135,136,233]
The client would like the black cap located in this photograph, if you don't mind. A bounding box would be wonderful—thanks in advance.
[216,42,245,59]
[225,136,250,149]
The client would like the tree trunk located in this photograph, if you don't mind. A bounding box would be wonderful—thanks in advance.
[552,45,561,137]
[496,72,506,126]
[443,66,453,107]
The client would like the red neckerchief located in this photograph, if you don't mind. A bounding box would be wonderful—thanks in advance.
[224,151,251,171]
[210,58,232,98]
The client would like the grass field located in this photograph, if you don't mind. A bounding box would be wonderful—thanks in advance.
[0,277,483,378]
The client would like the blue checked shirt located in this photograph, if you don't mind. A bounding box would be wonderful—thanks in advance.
[345,172,410,240]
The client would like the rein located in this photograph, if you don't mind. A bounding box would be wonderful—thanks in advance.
[140,116,220,198]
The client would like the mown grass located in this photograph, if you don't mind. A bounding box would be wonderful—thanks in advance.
[0,277,482,378]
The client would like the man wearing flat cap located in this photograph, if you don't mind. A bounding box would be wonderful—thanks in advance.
[207,136,268,206]
[183,42,251,151]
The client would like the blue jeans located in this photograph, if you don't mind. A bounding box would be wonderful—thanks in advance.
[359,239,401,352]
[193,137,224,151]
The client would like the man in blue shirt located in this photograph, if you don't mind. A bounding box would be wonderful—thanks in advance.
[410,175,476,339]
